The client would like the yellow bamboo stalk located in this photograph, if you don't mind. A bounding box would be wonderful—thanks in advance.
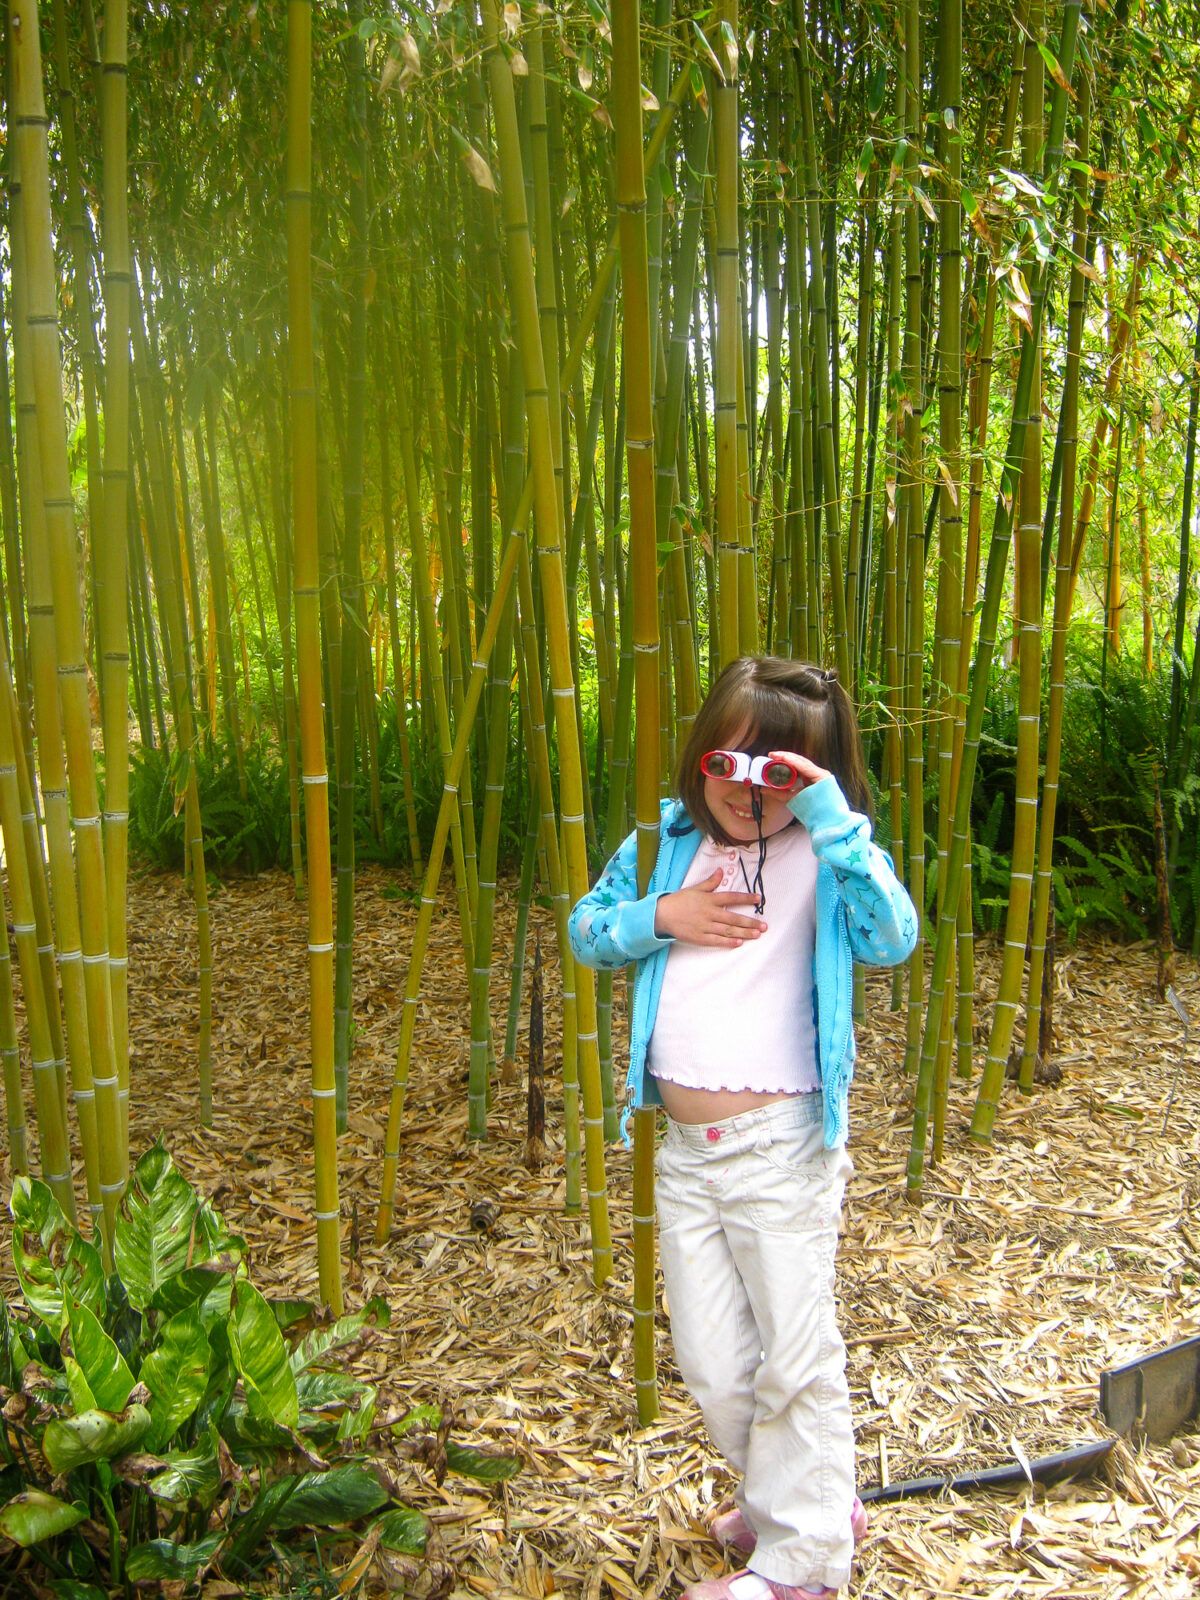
[287,0,342,1315]
[482,0,612,1284]
[12,0,120,1240]
[0,651,73,1218]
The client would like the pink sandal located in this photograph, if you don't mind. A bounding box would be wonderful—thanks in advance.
[708,1497,868,1559]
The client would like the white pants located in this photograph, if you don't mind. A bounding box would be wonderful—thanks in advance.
[655,1096,856,1591]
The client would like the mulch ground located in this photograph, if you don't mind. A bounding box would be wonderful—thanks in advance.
[4,861,1200,1599]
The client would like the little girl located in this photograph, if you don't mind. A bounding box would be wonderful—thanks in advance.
[569,657,917,1600]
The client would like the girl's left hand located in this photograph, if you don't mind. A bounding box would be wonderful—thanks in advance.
[769,750,832,797]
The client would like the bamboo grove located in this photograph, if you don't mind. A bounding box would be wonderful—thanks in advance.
[1,0,1199,1401]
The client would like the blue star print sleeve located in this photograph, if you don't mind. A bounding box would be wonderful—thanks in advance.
[790,777,918,967]
[568,825,673,971]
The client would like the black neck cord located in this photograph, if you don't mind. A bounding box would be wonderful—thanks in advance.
[737,791,768,914]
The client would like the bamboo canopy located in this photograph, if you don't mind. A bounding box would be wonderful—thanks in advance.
[0,0,1197,1305]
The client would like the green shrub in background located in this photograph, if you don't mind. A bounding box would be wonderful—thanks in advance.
[969,633,1198,946]
[0,1144,516,1596]
[128,741,292,876]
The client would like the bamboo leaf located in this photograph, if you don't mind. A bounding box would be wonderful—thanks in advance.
[691,21,725,84]
[937,458,961,510]
[867,60,887,115]
[0,1490,86,1546]
[229,1280,299,1427]
[887,137,908,190]
[461,145,498,193]
[689,61,708,112]
[855,138,873,196]
[1035,40,1072,95]
[717,18,739,75]
[912,184,937,224]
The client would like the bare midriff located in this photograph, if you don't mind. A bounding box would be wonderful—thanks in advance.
[654,1080,803,1125]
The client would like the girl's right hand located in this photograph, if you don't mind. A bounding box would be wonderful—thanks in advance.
[653,870,767,946]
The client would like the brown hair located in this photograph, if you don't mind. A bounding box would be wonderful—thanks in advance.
[676,656,873,845]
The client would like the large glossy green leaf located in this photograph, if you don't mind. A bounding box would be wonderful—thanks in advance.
[393,1402,442,1436]
[228,1280,298,1428]
[219,1401,295,1465]
[140,1305,211,1451]
[0,1300,29,1388]
[0,1489,86,1545]
[296,1369,369,1410]
[148,1262,234,1319]
[445,1440,521,1482]
[272,1296,318,1332]
[267,1463,387,1531]
[48,1581,109,1599]
[288,1295,390,1374]
[62,1355,96,1415]
[372,1505,428,1555]
[41,1403,152,1475]
[10,1179,104,1335]
[335,1384,377,1444]
[113,1143,240,1312]
[148,1432,221,1509]
[66,1299,134,1414]
[124,1531,224,1581]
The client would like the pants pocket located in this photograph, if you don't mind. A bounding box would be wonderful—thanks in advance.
[654,1140,686,1231]
[744,1138,843,1234]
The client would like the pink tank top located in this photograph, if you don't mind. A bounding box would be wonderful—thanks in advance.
[648,822,821,1094]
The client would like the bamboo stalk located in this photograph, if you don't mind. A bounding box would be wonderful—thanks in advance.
[287,0,342,1314]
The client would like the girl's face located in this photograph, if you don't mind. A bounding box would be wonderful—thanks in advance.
[702,724,798,844]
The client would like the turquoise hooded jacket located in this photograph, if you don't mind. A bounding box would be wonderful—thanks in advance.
[567,776,918,1150]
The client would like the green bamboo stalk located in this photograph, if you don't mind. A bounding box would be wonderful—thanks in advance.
[375,528,523,1240]
[911,0,1080,1185]
[613,0,662,1426]
[97,0,131,1168]
[713,0,742,666]
[930,0,962,1160]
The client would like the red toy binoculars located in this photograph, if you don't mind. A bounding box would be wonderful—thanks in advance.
[699,749,802,790]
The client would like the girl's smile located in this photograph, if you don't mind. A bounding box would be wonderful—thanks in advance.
[705,776,797,843]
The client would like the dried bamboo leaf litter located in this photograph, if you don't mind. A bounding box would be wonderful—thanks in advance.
[1,864,1197,1598]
